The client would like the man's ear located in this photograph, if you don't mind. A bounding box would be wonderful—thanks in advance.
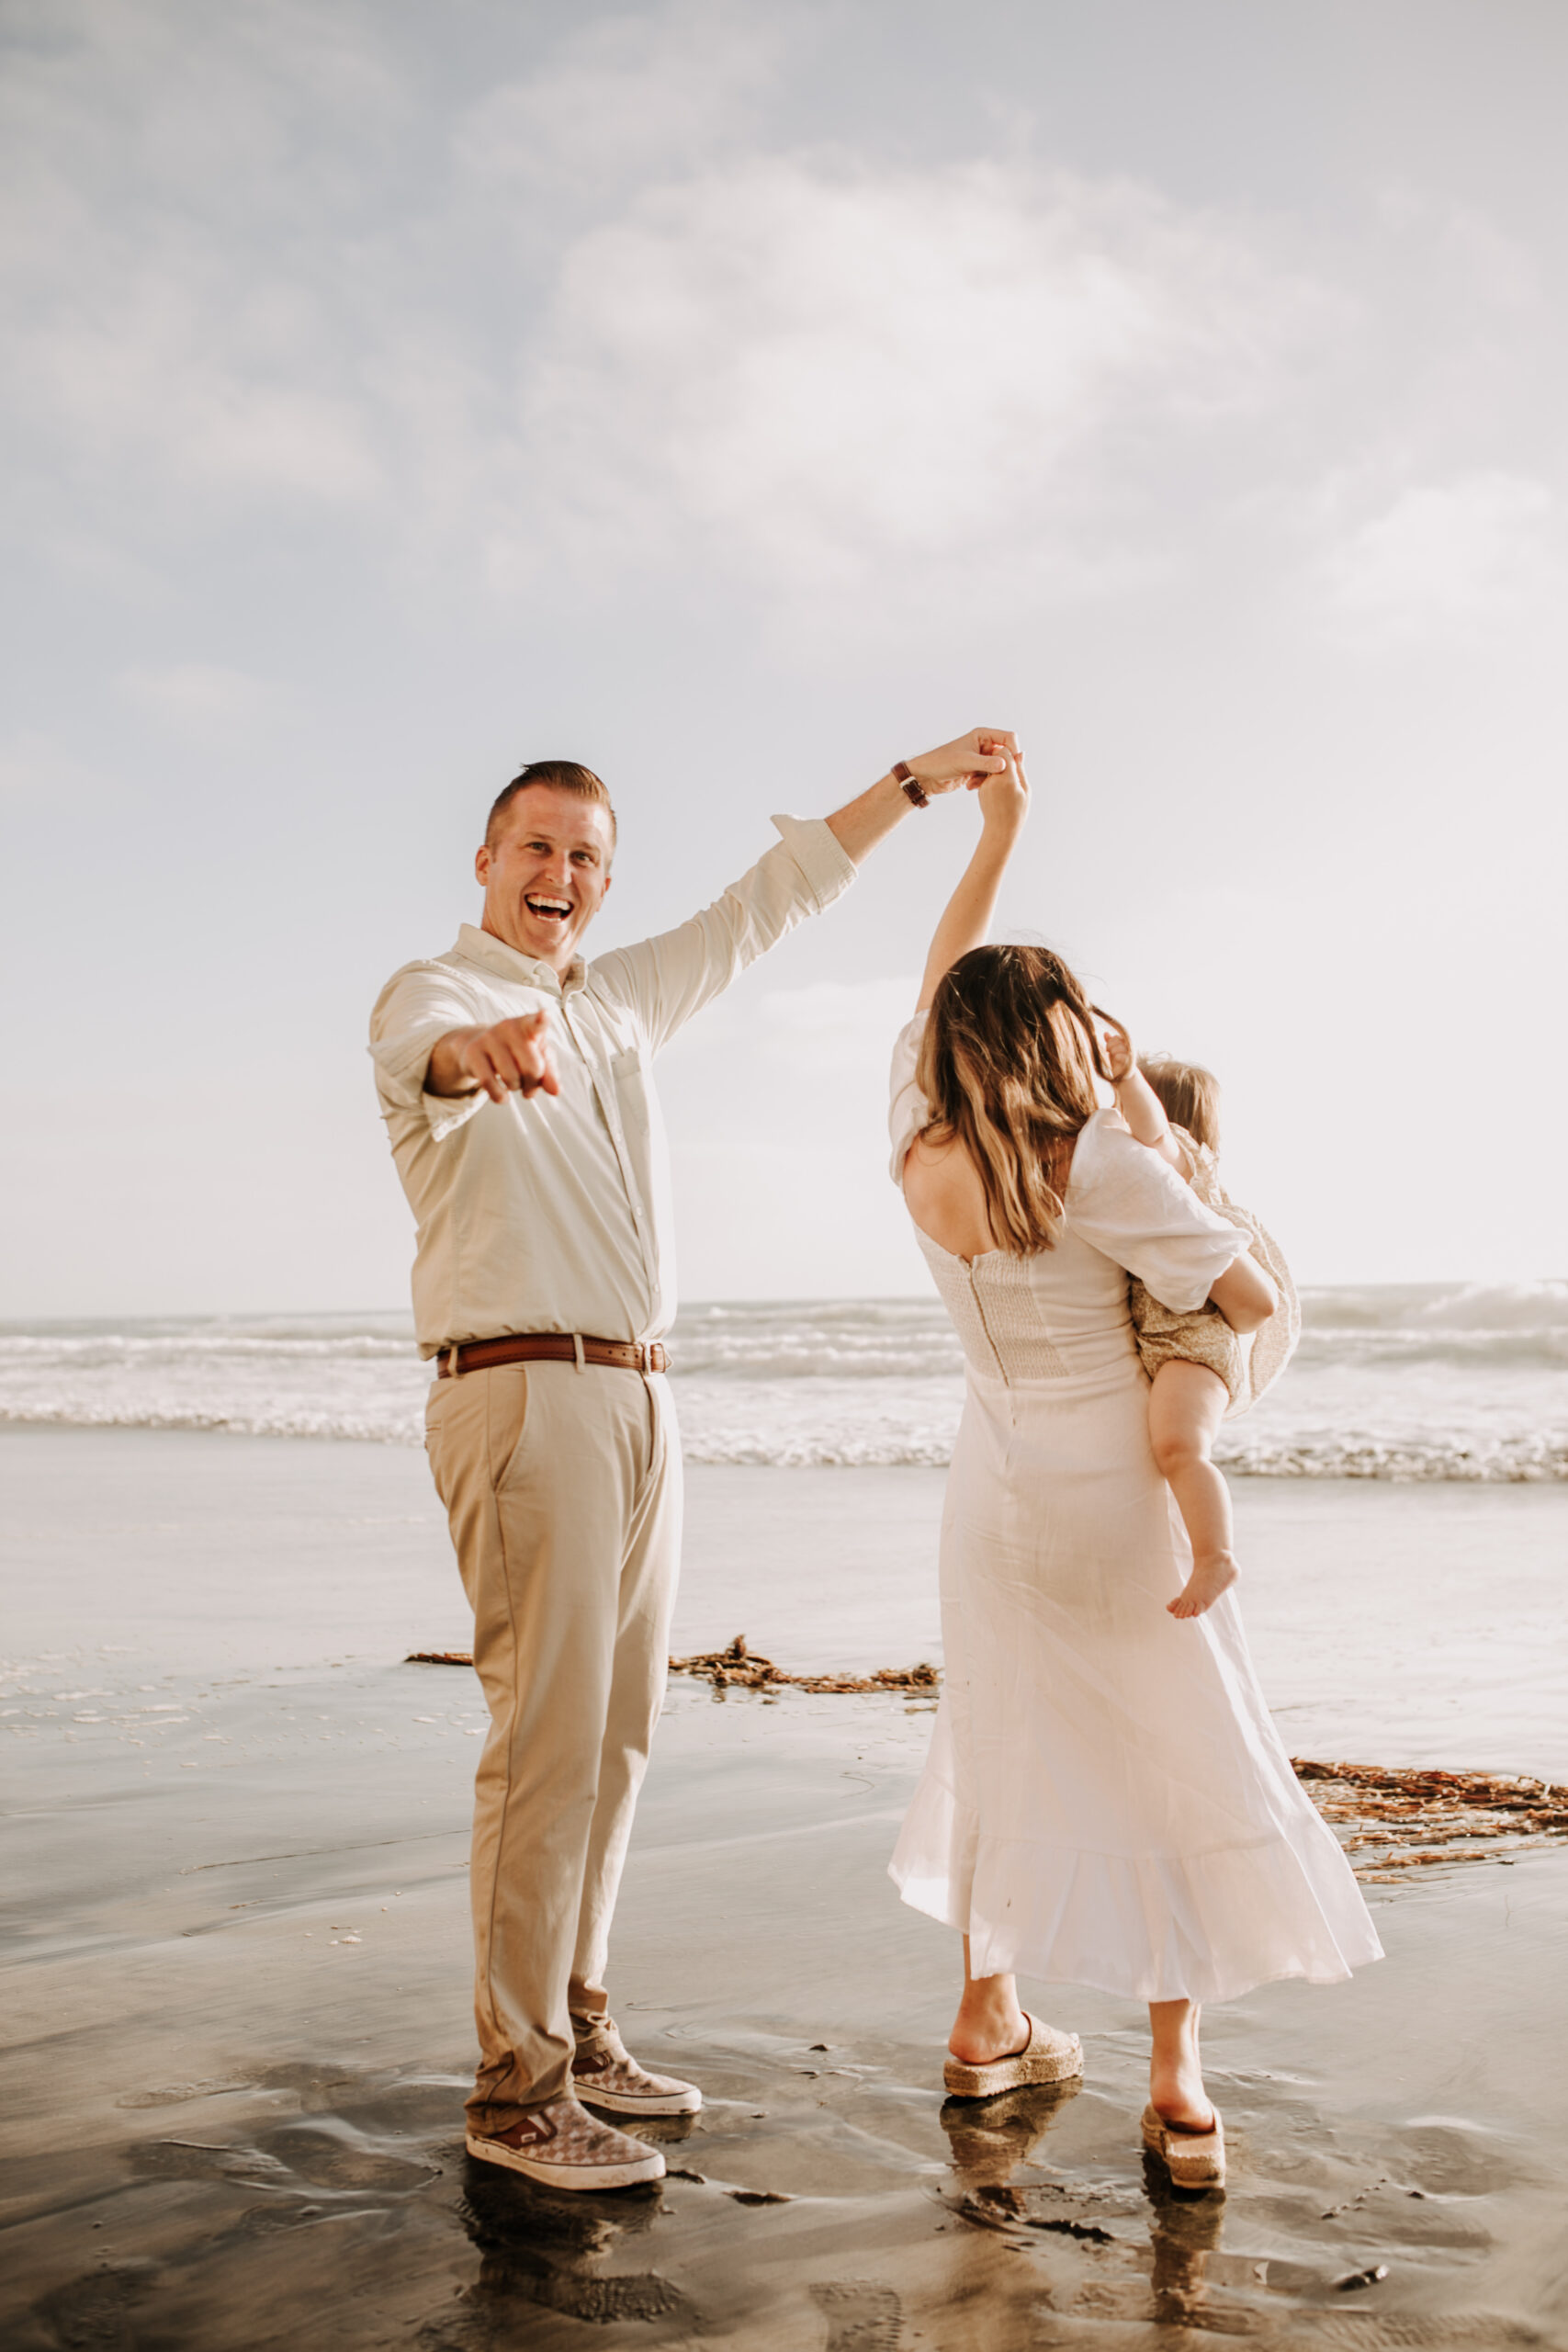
[475,842,491,886]
[600,868,612,899]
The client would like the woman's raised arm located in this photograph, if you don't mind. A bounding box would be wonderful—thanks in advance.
[916,759,1031,1012]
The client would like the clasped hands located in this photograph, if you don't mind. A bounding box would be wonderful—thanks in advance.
[908,728,1026,811]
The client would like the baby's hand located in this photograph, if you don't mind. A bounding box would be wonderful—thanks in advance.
[1100,1014,1134,1085]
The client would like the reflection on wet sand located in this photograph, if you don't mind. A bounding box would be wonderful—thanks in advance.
[457,2164,686,2334]
[6,1539,1568,2349]
[937,2078,1239,2335]
[1144,2157,1229,2328]
[10,2006,1568,2349]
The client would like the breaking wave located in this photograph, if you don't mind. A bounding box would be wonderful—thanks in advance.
[2,1284,1564,1480]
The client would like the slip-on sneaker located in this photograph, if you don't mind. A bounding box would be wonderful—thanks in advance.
[942,2014,1084,2100]
[466,2094,665,2190]
[572,2016,703,2117]
[1141,2102,1225,2190]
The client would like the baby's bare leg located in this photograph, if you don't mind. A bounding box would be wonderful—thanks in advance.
[1148,1361,1236,1619]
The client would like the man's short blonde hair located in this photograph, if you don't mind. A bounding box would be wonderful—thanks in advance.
[486,761,617,852]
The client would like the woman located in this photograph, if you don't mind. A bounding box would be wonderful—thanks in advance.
[889,757,1382,2189]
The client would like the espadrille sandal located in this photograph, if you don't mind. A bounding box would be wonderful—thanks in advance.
[942,2014,1084,2099]
[1141,2102,1225,2189]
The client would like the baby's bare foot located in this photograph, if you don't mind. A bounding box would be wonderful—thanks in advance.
[1168,1553,1239,1620]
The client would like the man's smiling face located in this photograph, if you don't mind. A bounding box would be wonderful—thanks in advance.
[476,785,615,974]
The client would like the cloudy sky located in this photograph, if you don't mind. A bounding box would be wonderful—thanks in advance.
[3,0,1562,1315]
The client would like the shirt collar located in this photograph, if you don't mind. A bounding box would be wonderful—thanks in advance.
[452,922,587,996]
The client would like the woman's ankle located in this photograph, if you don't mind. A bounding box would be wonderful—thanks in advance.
[949,2002,1028,2064]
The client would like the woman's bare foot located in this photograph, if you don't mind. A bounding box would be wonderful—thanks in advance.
[1148,1999,1213,2131]
[949,2000,1030,2066]
[949,1953,1030,2067]
[1151,2079,1216,2132]
[1168,1551,1238,1620]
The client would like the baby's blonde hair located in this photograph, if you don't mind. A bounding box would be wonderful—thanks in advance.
[1138,1058,1222,1152]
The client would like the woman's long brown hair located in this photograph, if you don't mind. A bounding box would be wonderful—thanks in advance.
[916,944,1114,1254]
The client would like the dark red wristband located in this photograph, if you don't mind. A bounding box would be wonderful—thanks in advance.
[892,760,929,808]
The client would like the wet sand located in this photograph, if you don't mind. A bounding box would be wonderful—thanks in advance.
[5,1428,1568,2347]
[6,1426,1567,1773]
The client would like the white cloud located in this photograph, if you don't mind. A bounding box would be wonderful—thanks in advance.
[755,976,919,1073]
[3,0,1557,667]
[0,1,394,516]
[499,159,1323,598]
[1319,470,1564,639]
[1,0,784,542]
[28,294,382,503]
[0,730,120,802]
[119,662,281,741]
[664,973,918,1072]
[458,0,781,198]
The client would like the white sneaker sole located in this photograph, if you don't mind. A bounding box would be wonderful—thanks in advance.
[465,2131,666,2190]
[574,2080,704,2117]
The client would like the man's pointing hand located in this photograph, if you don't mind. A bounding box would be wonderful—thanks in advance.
[427,1012,561,1103]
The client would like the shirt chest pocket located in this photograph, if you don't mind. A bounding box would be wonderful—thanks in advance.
[609,1048,653,1146]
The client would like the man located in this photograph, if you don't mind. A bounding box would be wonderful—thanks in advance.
[369,730,1016,2191]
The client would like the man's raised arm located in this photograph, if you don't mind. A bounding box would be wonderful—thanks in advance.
[591,728,1021,1056]
[825,729,1019,865]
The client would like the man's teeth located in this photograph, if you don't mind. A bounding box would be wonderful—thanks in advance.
[525,898,571,918]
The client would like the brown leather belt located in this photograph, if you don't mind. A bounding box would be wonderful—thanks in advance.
[435,1332,668,1379]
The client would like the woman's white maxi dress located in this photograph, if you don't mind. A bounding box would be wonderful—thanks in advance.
[887,1017,1382,2002]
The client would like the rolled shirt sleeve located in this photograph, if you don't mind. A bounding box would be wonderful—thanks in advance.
[368,966,497,1142]
[591,815,858,1053]
[1065,1113,1253,1312]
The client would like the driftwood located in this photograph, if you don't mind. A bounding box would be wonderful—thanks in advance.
[407,1642,1568,1881]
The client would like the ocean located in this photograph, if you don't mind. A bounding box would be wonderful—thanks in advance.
[2,1283,1564,1480]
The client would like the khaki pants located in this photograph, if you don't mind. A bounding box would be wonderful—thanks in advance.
[424,1360,681,2130]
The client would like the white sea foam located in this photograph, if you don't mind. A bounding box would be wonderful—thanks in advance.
[1,1285,1564,1479]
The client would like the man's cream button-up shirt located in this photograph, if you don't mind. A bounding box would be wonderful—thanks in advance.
[369,814,858,1357]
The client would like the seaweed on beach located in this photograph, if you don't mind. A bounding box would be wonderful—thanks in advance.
[1292,1758,1568,1881]
[407,1644,1568,1877]
[665,1634,942,1696]
[408,1634,940,1693]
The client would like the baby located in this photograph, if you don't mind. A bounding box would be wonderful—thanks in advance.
[1102,1025,1298,1621]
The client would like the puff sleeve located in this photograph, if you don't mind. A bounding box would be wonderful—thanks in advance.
[887,1012,931,1190]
